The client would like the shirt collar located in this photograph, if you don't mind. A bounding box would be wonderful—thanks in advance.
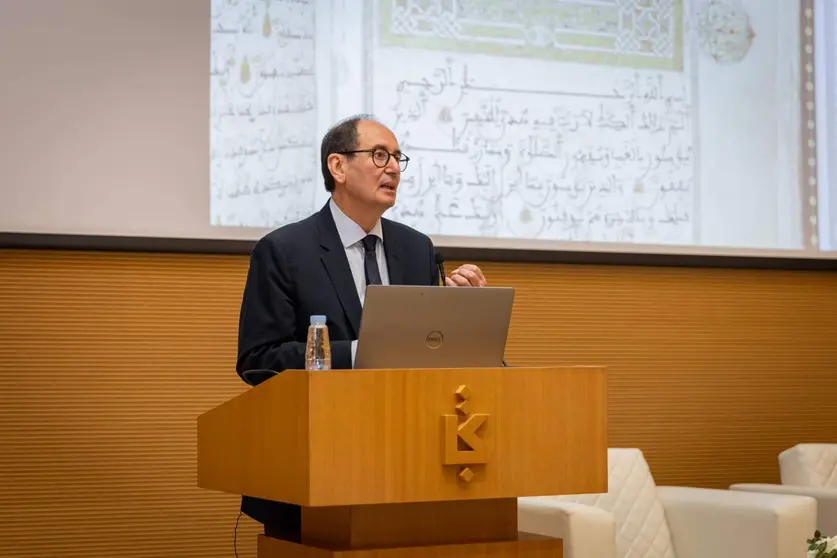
[329,198,384,249]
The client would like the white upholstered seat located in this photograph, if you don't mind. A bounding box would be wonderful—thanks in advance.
[520,448,816,558]
[731,443,837,535]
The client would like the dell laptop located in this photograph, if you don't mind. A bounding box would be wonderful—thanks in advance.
[353,285,514,369]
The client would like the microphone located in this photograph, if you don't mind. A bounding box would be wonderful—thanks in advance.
[434,253,507,367]
[435,252,447,286]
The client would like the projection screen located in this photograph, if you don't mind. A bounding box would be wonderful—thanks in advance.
[1,0,836,260]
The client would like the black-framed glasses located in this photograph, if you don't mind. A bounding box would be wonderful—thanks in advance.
[339,148,410,171]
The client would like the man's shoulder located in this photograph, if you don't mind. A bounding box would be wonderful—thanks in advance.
[258,212,319,247]
[249,212,319,263]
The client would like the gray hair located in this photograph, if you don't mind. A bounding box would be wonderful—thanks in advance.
[319,114,378,192]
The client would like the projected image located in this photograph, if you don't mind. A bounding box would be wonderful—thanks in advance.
[210,0,837,253]
[210,0,321,228]
[373,0,692,245]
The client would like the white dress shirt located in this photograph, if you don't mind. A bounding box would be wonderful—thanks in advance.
[328,199,390,364]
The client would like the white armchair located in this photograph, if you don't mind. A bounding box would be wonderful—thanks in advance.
[519,448,816,558]
[731,443,837,534]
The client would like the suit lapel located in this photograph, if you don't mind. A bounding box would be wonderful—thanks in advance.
[317,204,362,337]
[381,219,405,285]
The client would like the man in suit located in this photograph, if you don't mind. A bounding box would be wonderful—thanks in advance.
[235,114,487,540]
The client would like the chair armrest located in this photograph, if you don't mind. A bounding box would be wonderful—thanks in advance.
[657,486,816,558]
[731,483,837,534]
[518,497,615,558]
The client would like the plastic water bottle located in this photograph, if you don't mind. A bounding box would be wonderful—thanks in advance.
[305,315,331,370]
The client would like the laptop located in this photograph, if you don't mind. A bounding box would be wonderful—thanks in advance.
[353,285,514,369]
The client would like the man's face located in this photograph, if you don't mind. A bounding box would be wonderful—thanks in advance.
[333,120,402,211]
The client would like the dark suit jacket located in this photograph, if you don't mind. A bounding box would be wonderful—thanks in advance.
[235,201,440,529]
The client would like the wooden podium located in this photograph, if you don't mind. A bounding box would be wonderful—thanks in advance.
[198,366,607,557]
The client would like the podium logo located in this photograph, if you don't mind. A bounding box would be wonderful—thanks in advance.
[442,384,489,483]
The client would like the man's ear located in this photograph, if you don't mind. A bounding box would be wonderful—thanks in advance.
[327,153,346,186]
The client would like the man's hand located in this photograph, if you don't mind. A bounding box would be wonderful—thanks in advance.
[444,264,487,287]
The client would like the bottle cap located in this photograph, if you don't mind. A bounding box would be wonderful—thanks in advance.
[310,315,327,325]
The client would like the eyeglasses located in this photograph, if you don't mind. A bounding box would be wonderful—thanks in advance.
[339,148,410,171]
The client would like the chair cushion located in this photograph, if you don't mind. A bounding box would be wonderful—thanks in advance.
[780,444,837,489]
[554,448,676,558]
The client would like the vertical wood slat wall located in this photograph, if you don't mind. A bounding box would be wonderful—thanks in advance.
[1,249,835,558]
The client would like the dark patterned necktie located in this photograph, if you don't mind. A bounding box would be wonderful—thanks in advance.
[361,234,382,286]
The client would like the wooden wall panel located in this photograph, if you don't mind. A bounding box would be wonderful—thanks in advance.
[0,250,260,558]
[1,248,836,558]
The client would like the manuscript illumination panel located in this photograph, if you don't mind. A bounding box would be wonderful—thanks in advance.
[378,0,684,71]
